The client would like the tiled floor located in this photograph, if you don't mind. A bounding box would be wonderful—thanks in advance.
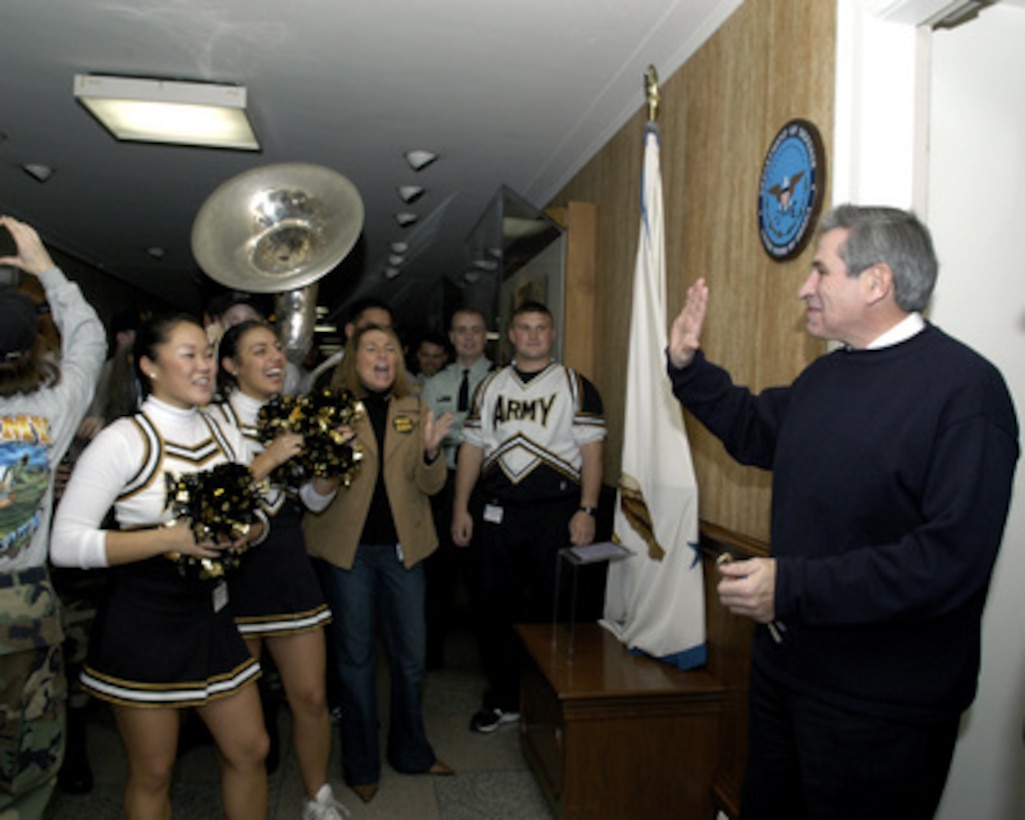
[44,624,553,820]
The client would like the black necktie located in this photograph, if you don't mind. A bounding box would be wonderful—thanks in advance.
[458,368,470,412]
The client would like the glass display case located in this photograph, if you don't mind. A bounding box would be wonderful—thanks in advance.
[465,185,565,364]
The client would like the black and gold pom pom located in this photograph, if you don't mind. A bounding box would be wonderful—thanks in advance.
[257,388,364,486]
[164,462,265,580]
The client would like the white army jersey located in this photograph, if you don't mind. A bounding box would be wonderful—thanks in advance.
[463,362,604,503]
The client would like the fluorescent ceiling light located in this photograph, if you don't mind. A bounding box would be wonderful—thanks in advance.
[73,74,259,150]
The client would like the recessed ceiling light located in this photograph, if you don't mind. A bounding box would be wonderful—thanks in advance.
[388,254,405,266]
[390,241,409,254]
[394,212,418,227]
[473,258,498,271]
[385,267,402,279]
[397,185,425,203]
[22,164,54,183]
[404,149,437,172]
[464,270,481,283]
[147,247,165,259]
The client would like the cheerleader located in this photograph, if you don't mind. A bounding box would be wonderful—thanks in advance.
[211,319,346,820]
[51,313,285,820]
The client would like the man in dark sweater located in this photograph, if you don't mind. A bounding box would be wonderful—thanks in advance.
[667,204,1019,820]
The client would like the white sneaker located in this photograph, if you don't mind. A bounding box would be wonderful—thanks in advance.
[302,783,350,820]
[469,706,520,733]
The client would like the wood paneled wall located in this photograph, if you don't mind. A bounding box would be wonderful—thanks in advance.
[548,202,597,378]
[548,0,835,543]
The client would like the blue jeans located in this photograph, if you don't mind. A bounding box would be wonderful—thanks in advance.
[320,545,435,785]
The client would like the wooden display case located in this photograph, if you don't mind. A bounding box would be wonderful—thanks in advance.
[516,623,725,819]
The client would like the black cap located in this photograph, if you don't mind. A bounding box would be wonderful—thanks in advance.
[0,288,38,362]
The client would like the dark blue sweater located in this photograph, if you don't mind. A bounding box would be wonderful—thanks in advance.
[669,324,1019,721]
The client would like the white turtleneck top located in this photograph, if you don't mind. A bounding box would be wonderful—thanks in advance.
[51,396,260,570]
[209,390,337,516]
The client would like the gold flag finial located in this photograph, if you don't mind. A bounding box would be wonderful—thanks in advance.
[644,65,660,122]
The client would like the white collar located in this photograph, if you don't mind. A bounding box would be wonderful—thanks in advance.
[230,390,265,420]
[866,313,925,350]
[143,395,199,420]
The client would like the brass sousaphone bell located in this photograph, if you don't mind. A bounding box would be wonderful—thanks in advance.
[191,162,364,362]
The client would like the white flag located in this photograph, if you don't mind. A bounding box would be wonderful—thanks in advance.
[600,122,706,670]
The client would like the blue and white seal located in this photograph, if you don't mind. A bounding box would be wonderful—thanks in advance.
[757,119,825,260]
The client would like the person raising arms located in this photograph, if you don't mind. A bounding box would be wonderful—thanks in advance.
[0,216,105,817]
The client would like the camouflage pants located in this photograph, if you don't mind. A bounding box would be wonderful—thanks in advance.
[0,567,65,819]
[50,568,106,711]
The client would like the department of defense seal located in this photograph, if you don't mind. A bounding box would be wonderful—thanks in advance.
[757,119,826,260]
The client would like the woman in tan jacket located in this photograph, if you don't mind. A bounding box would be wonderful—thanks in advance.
[303,324,453,804]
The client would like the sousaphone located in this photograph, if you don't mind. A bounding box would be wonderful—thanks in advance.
[191,162,364,361]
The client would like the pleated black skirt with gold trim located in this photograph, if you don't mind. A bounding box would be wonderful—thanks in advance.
[81,556,260,708]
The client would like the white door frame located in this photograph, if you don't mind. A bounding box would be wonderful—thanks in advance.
[833,0,979,212]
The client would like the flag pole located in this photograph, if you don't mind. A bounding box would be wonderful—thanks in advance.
[644,65,660,123]
[600,61,708,670]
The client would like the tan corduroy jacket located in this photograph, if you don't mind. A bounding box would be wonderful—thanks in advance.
[303,394,446,570]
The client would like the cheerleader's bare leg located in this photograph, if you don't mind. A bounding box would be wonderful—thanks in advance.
[195,681,269,820]
[112,705,178,820]
[261,629,333,800]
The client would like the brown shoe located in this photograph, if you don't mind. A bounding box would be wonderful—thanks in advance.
[352,782,379,803]
[427,759,455,776]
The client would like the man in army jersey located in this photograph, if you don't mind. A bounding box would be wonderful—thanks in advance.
[452,301,605,733]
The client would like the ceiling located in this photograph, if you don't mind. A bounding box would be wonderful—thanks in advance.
[0,0,739,333]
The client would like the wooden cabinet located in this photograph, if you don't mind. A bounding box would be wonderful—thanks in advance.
[699,523,764,818]
[517,623,725,819]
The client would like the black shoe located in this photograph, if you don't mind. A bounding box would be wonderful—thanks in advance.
[469,706,520,733]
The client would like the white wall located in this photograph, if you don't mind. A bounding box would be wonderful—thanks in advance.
[927,6,1025,818]
[838,3,1024,818]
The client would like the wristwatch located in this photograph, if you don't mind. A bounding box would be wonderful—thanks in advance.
[578,506,597,517]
